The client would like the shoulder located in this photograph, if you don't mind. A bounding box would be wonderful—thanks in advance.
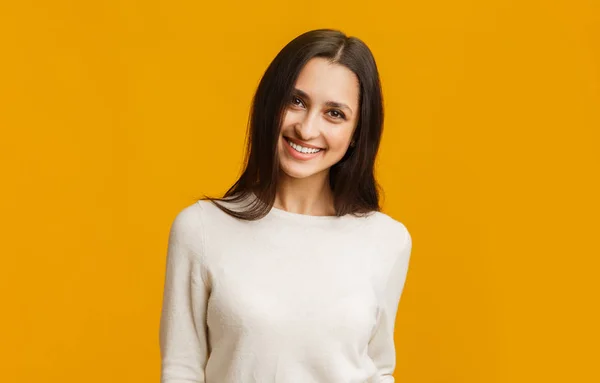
[168,201,206,248]
[170,198,232,229]
[369,212,413,292]
[169,198,243,240]
[362,210,412,253]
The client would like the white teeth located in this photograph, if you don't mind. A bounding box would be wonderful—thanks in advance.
[287,139,321,154]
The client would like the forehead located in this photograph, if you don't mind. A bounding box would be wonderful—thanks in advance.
[294,57,359,107]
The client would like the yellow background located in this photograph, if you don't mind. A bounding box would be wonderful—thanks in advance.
[1,1,598,382]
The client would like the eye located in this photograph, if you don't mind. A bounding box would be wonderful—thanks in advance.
[327,109,346,120]
[291,96,305,108]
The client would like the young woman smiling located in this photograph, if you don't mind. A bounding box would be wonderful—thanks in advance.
[159,29,413,383]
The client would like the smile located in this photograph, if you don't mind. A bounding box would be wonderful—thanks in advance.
[284,137,324,160]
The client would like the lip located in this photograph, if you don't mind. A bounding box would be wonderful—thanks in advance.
[284,136,324,150]
[283,137,324,161]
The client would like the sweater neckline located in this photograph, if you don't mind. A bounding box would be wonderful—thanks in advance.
[248,192,348,222]
[268,204,347,221]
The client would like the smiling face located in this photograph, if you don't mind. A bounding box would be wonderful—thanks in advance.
[278,57,360,180]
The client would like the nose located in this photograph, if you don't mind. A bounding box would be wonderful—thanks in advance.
[293,113,320,141]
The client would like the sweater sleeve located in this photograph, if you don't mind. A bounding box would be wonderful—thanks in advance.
[159,205,210,383]
[367,229,413,383]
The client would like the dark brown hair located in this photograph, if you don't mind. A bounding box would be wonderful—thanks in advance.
[199,28,385,220]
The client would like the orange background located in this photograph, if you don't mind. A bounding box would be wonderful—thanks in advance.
[1,1,598,382]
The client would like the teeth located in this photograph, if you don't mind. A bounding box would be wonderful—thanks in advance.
[287,139,321,154]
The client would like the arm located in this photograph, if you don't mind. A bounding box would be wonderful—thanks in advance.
[159,205,210,383]
[367,230,413,382]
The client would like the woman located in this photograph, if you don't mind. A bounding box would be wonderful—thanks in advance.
[159,28,413,383]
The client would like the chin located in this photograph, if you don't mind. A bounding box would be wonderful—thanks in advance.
[279,162,321,179]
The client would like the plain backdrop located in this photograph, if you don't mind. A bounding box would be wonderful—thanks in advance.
[1,1,598,382]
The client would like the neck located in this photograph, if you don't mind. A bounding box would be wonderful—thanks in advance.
[274,169,335,216]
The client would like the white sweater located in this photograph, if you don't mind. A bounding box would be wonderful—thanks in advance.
[159,194,413,383]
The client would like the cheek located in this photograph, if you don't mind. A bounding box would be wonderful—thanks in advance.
[281,108,301,128]
[324,130,353,152]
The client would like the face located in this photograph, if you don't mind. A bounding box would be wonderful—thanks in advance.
[277,57,360,180]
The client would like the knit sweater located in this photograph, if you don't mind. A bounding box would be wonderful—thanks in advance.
[159,194,413,383]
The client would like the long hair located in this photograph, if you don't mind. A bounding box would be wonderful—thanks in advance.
[200,28,385,220]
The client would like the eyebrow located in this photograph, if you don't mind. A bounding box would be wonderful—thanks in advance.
[293,88,353,116]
